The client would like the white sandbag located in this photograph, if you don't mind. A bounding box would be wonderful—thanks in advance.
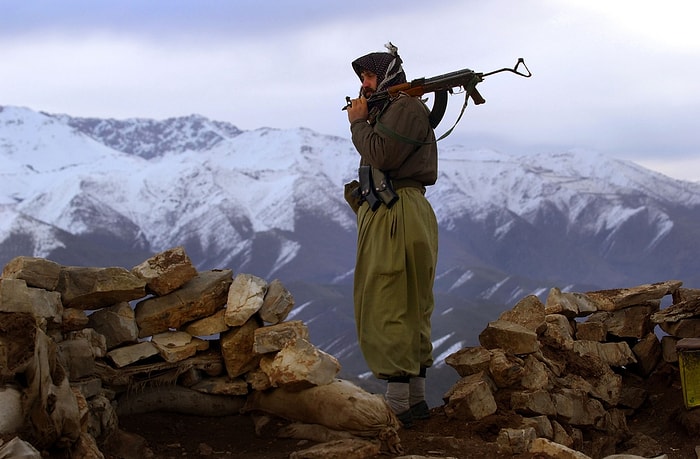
[0,436,42,459]
[23,329,82,449]
[0,386,24,434]
[243,378,402,453]
[289,438,381,459]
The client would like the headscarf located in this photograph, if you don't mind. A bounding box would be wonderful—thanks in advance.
[351,42,406,112]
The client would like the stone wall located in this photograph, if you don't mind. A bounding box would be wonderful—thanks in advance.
[1,246,699,458]
[0,246,388,458]
[443,281,700,457]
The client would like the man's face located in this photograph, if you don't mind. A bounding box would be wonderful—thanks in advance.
[360,70,378,98]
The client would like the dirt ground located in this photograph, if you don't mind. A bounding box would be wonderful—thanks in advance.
[114,365,699,459]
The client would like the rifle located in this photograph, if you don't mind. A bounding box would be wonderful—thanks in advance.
[343,58,532,130]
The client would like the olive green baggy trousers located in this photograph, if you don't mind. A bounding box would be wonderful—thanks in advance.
[354,187,438,379]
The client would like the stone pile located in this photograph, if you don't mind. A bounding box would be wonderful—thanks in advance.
[0,246,360,458]
[2,244,699,459]
[443,280,700,458]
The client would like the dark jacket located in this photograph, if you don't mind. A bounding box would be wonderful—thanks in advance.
[350,94,438,186]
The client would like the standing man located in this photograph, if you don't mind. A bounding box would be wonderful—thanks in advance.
[345,43,439,428]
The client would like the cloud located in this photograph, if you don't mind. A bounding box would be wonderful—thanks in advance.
[0,1,698,182]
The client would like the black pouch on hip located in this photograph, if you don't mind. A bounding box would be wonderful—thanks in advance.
[358,165,381,210]
[371,167,399,209]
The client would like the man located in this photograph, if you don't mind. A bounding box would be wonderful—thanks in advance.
[345,43,439,428]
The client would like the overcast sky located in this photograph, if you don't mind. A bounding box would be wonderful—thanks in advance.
[2,0,699,181]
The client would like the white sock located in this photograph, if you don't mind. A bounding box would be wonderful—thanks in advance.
[409,376,426,406]
[385,382,410,414]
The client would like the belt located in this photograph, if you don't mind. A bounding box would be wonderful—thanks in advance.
[391,178,426,194]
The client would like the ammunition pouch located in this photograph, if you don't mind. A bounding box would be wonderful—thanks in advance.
[343,180,362,214]
[358,165,398,211]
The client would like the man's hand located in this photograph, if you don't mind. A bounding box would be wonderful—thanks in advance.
[346,96,368,123]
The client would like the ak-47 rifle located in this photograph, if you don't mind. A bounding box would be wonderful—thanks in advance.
[343,58,532,131]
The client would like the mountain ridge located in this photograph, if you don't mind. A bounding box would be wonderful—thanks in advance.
[2,104,699,404]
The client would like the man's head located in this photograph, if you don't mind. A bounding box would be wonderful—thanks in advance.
[352,42,406,99]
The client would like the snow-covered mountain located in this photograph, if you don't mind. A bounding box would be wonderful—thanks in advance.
[2,104,699,404]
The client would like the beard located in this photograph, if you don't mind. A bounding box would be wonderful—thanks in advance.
[361,87,375,98]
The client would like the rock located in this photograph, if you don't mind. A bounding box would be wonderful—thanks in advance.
[259,279,295,324]
[101,429,153,459]
[0,278,33,313]
[585,281,682,312]
[587,365,622,406]
[614,432,666,458]
[2,256,61,291]
[541,313,575,350]
[225,273,268,327]
[511,389,557,416]
[478,320,539,355]
[552,419,575,449]
[520,415,554,439]
[631,333,662,377]
[221,316,262,378]
[71,377,103,400]
[151,330,192,347]
[86,394,119,443]
[67,432,105,458]
[443,372,498,421]
[67,328,107,358]
[618,385,648,410]
[500,294,547,333]
[576,320,607,342]
[56,266,147,310]
[107,341,159,368]
[590,303,659,340]
[131,246,198,296]
[573,340,637,367]
[497,427,537,455]
[651,296,700,324]
[660,336,679,363]
[62,307,90,332]
[545,288,597,319]
[488,349,524,388]
[152,332,209,363]
[529,437,592,458]
[520,354,552,391]
[0,312,37,376]
[552,388,606,426]
[87,302,138,350]
[135,269,232,337]
[58,337,96,380]
[27,287,63,328]
[245,367,273,391]
[658,318,700,338]
[265,338,340,390]
[253,320,309,354]
[1,280,64,332]
[444,346,492,377]
[183,309,229,337]
[599,408,630,440]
